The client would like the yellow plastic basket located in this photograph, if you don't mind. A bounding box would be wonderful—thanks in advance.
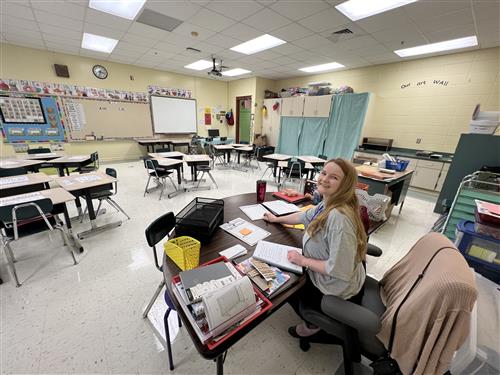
[164,236,201,271]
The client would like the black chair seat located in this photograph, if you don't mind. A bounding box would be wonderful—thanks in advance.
[3,215,57,238]
[89,190,113,200]
[197,165,211,171]
[149,170,172,178]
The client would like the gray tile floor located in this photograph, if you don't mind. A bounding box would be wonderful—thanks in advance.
[0,160,497,374]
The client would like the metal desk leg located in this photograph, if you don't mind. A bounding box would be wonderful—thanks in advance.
[216,353,224,375]
[77,190,122,240]
[62,203,84,253]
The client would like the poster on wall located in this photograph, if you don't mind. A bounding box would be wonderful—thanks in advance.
[204,107,211,125]
[0,96,46,123]
[147,85,192,98]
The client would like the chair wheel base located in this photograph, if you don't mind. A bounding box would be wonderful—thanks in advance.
[299,339,311,352]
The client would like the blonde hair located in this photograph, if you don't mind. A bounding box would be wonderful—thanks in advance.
[306,158,367,263]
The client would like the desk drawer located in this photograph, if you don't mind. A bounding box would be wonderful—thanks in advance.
[416,160,443,170]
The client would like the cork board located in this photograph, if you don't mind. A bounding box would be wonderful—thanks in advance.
[62,98,153,140]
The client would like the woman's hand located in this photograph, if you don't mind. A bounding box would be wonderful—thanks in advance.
[263,212,278,223]
[287,250,307,267]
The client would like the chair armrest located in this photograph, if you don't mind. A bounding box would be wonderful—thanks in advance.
[321,295,381,335]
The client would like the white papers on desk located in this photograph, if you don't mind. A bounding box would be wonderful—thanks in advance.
[220,218,271,246]
[0,192,44,206]
[239,204,268,221]
[219,244,248,260]
[0,175,29,185]
[253,240,303,274]
[262,200,300,216]
[74,175,102,183]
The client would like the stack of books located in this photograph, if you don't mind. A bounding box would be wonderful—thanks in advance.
[171,258,272,348]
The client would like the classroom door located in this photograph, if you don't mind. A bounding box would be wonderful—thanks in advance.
[236,96,252,143]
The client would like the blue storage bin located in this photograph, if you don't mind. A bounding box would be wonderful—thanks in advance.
[385,159,409,171]
[455,220,499,283]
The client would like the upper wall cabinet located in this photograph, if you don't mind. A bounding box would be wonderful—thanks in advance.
[303,95,333,118]
[281,96,305,117]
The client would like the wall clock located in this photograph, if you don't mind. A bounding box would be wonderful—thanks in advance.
[92,65,108,79]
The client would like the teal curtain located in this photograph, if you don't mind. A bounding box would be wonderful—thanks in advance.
[277,117,303,155]
[323,93,370,159]
[298,118,328,156]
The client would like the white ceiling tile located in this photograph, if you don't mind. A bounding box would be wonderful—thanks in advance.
[79,48,111,59]
[287,50,315,62]
[172,22,216,41]
[204,33,241,48]
[356,8,413,34]
[271,42,305,56]
[128,22,170,40]
[271,55,299,65]
[206,1,264,21]
[425,24,477,44]
[251,60,277,69]
[43,34,81,46]
[242,8,291,32]
[220,23,262,42]
[34,9,83,31]
[218,49,245,60]
[38,24,82,41]
[293,34,332,49]
[295,55,333,67]
[371,24,426,45]
[3,27,43,40]
[271,23,314,42]
[154,42,186,53]
[480,40,500,48]
[189,40,224,54]
[349,43,391,57]
[83,22,125,40]
[1,2,35,21]
[332,35,379,51]
[2,15,39,31]
[412,8,473,35]
[135,60,158,68]
[106,47,142,59]
[473,1,500,22]
[477,20,500,43]
[253,49,281,60]
[4,38,45,49]
[108,55,138,64]
[162,32,194,46]
[31,1,85,21]
[404,1,470,22]
[144,1,201,21]
[84,9,132,31]
[187,8,236,32]
[365,53,401,65]
[121,32,159,48]
[113,41,150,54]
[298,7,350,33]
[333,54,370,67]
[270,0,331,21]
[319,22,366,40]
[45,42,80,54]
[307,46,346,59]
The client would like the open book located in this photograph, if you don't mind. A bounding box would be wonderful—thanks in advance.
[253,240,303,274]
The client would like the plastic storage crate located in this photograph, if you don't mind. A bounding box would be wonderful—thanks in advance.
[385,159,409,171]
[175,197,224,243]
[164,236,200,271]
[455,220,499,283]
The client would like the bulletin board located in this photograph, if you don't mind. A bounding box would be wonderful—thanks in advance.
[0,95,65,143]
[62,98,153,140]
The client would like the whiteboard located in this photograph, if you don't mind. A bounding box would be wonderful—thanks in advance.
[150,95,197,134]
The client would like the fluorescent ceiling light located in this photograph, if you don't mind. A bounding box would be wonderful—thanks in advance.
[336,0,417,21]
[81,32,118,53]
[394,36,478,57]
[89,0,146,20]
[230,34,286,55]
[222,68,251,77]
[299,62,345,73]
[184,60,214,70]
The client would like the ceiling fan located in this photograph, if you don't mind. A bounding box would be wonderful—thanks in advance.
[208,56,229,78]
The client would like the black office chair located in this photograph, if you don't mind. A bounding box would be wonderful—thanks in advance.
[210,144,227,168]
[196,163,218,189]
[77,151,99,174]
[80,168,130,222]
[27,147,51,154]
[156,146,171,153]
[257,146,276,176]
[293,233,476,375]
[0,198,77,287]
[143,212,182,371]
[0,168,27,177]
[143,158,177,200]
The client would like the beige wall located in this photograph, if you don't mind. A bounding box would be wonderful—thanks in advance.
[277,47,500,153]
[0,43,228,159]
[254,77,278,135]
[227,77,256,139]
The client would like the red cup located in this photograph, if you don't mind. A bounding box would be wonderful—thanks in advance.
[256,180,266,203]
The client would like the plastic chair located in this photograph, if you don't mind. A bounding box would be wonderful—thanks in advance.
[143,159,177,200]
[80,168,130,222]
[0,198,77,286]
[156,146,171,153]
[77,151,99,174]
[281,159,307,191]
[196,163,218,189]
[209,144,226,168]
[27,147,51,154]
[294,233,476,375]
[143,212,182,370]
[256,146,276,176]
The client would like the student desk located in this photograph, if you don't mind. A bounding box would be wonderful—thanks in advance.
[163,192,305,375]
[183,154,211,182]
[355,165,414,214]
[0,187,83,252]
[0,172,52,197]
[168,139,191,151]
[0,158,46,172]
[53,172,121,239]
[137,138,172,152]
[212,144,234,163]
[25,152,62,161]
[44,155,93,176]
[148,151,185,160]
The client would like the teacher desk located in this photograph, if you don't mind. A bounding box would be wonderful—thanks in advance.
[163,192,305,375]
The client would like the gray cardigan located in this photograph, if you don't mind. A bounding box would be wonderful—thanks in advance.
[300,203,365,299]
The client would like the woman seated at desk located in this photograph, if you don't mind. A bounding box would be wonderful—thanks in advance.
[263,158,367,337]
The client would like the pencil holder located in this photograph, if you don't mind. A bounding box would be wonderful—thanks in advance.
[164,236,201,271]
